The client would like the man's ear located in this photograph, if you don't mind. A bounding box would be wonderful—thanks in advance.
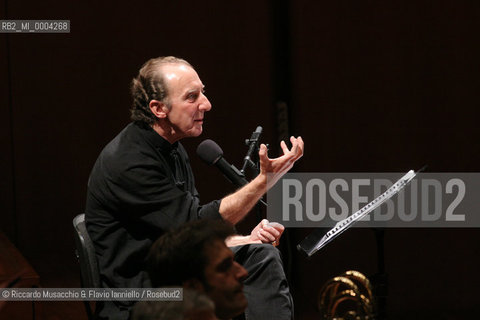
[183,278,205,292]
[149,100,169,119]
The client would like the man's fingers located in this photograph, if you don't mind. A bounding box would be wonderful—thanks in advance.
[258,144,269,164]
[293,136,304,159]
[263,224,280,238]
[280,140,289,154]
[256,230,268,242]
[259,229,276,242]
[267,222,285,233]
[259,144,268,156]
[290,137,299,155]
[281,136,304,158]
[290,136,296,145]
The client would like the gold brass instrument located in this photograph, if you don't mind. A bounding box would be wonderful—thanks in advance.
[318,270,375,320]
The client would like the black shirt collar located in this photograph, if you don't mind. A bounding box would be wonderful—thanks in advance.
[133,121,179,154]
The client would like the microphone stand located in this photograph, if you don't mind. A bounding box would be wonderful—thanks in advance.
[241,128,264,223]
[241,126,263,175]
[240,128,294,283]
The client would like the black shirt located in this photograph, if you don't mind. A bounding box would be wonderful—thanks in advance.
[85,121,221,318]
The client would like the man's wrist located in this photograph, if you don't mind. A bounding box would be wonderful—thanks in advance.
[251,173,268,193]
[225,235,261,247]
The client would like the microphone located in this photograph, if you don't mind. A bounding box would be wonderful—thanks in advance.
[241,126,263,173]
[196,139,248,188]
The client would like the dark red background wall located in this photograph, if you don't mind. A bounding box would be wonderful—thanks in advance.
[1,1,479,319]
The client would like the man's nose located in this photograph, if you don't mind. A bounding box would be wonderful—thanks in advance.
[199,93,212,111]
[234,261,248,282]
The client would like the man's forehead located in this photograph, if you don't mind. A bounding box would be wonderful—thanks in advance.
[204,239,232,266]
[160,63,204,92]
[161,63,194,81]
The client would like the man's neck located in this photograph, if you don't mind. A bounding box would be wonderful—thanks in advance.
[151,121,180,144]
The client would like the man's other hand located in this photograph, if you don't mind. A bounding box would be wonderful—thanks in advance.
[250,219,285,246]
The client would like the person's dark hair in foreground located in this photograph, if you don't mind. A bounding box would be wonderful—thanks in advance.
[132,288,217,320]
[147,220,248,320]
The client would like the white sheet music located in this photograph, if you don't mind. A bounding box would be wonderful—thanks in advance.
[304,170,417,257]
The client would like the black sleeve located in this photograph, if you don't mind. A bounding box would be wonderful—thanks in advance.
[87,148,222,234]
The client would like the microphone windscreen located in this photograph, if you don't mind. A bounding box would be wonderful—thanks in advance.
[196,139,223,165]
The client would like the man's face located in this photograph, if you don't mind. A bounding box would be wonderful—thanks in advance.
[202,239,248,319]
[161,63,212,140]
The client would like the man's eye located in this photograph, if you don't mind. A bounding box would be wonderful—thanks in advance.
[218,260,233,272]
[187,93,198,101]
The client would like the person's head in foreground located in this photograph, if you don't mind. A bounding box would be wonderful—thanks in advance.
[147,220,248,320]
[132,288,218,320]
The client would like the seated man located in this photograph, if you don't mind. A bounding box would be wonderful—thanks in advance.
[146,219,246,320]
[132,288,218,320]
[85,56,303,319]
